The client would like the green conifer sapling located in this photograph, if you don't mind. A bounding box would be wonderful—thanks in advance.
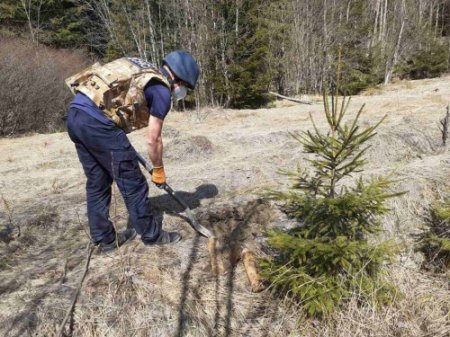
[261,59,402,316]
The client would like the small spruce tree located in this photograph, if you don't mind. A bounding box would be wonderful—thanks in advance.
[261,63,401,316]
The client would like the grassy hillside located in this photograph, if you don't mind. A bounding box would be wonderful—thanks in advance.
[0,77,449,336]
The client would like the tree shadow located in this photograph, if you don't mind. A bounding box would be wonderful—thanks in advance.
[2,246,83,337]
[4,286,46,337]
[223,264,236,337]
[220,199,273,337]
[176,234,201,337]
[149,183,219,214]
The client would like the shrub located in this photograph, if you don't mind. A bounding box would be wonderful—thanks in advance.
[339,48,383,95]
[398,41,449,80]
[0,36,89,136]
[417,199,450,272]
[261,71,401,316]
[329,1,385,95]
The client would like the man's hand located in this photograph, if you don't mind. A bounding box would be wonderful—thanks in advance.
[151,166,166,185]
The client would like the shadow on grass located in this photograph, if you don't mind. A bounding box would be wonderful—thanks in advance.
[149,183,218,214]
[176,234,201,337]
[2,242,85,337]
[0,203,87,337]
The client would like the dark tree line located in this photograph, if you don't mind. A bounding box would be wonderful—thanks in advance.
[1,0,450,109]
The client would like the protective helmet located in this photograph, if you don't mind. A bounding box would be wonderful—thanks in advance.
[163,50,200,89]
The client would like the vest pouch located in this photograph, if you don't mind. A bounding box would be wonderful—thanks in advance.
[76,74,111,109]
[95,59,137,88]
[65,62,102,94]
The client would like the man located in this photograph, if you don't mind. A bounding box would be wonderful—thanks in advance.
[65,51,200,252]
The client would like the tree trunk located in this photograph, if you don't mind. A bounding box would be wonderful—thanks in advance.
[20,0,37,44]
[385,4,406,84]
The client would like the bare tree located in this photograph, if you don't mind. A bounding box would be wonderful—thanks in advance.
[20,0,44,44]
[72,0,450,106]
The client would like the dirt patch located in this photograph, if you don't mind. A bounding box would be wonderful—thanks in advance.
[235,130,294,147]
[196,199,274,273]
[198,198,274,238]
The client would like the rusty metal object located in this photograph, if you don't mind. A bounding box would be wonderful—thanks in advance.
[241,248,265,292]
[208,237,226,274]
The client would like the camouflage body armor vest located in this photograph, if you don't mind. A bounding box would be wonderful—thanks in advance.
[65,57,171,133]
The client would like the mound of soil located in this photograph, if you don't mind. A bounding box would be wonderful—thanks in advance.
[162,125,181,139]
[366,127,440,165]
[165,135,216,160]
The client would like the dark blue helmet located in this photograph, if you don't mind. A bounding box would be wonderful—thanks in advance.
[163,51,200,89]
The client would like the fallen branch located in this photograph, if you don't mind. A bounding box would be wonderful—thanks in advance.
[269,91,312,105]
[57,241,94,337]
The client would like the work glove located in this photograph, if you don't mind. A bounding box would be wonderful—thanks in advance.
[151,166,166,186]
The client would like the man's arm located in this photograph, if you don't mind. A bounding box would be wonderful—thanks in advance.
[147,115,164,167]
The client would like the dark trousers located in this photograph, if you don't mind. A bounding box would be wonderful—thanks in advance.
[66,108,160,244]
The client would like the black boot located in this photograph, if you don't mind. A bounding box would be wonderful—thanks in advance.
[143,230,182,246]
[98,228,137,253]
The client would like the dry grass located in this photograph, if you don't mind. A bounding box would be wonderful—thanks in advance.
[1,76,450,336]
[360,86,384,96]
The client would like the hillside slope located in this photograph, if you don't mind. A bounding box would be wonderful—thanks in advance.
[0,77,449,336]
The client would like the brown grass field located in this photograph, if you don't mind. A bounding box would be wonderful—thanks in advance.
[0,76,449,336]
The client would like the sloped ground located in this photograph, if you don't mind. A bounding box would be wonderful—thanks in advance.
[0,77,449,336]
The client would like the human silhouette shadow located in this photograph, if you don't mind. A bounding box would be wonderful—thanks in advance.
[148,183,218,214]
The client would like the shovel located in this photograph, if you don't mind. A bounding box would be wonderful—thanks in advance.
[136,152,214,238]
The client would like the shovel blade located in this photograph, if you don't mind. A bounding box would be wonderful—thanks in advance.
[183,207,214,238]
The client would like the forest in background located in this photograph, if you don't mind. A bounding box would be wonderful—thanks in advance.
[1,0,450,113]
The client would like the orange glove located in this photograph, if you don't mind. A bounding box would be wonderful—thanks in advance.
[151,166,166,185]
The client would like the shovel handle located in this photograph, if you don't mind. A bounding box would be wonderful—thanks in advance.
[136,152,153,173]
[135,152,187,208]
[135,151,214,238]
[136,153,177,194]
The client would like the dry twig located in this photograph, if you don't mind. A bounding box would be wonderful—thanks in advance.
[57,241,94,337]
[439,104,450,146]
